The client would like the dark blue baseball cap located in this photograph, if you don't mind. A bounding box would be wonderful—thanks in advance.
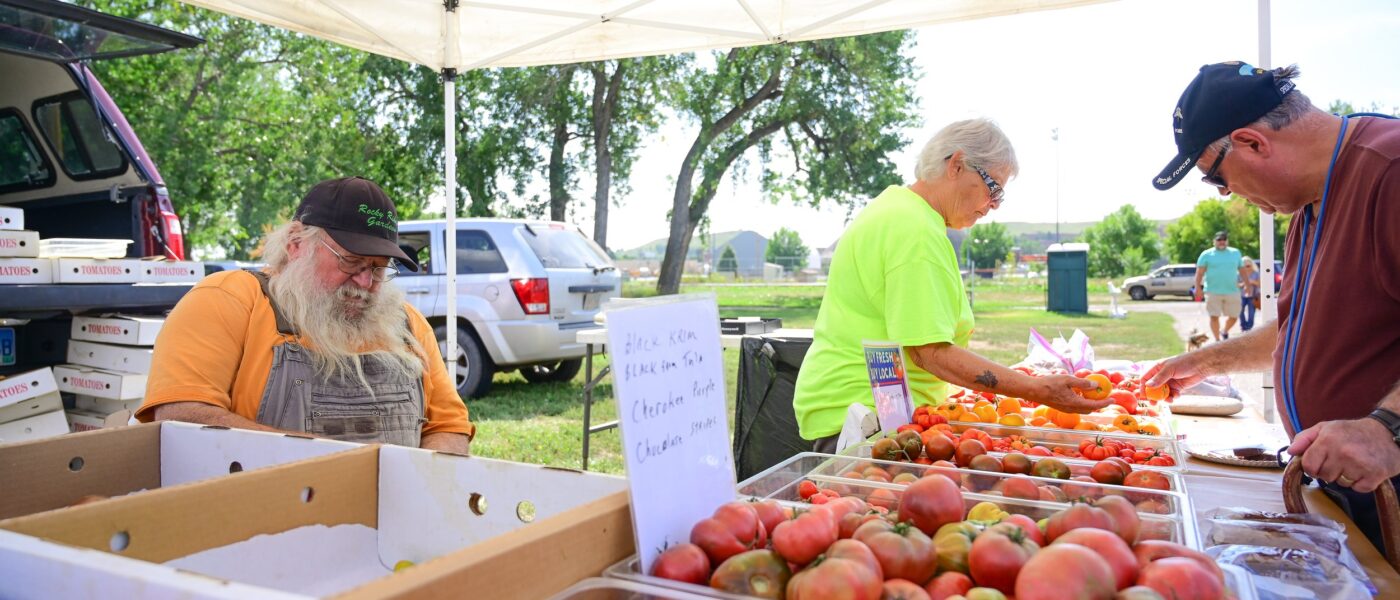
[1152,62,1296,190]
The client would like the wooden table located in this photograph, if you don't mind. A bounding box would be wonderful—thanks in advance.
[1174,409,1398,594]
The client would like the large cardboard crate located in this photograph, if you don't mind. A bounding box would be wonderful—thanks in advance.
[0,444,634,599]
[0,421,358,520]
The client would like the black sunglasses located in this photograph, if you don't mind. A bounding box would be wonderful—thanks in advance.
[1201,142,1230,189]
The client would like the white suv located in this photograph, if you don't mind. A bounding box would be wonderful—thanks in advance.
[393,219,620,398]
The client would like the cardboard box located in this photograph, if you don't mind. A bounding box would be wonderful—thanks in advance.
[0,205,21,230]
[0,367,62,424]
[71,314,165,346]
[64,408,125,433]
[140,260,204,283]
[73,395,142,414]
[0,445,634,599]
[52,258,145,283]
[0,230,39,257]
[0,421,360,520]
[53,364,146,401]
[0,410,69,444]
[0,258,53,284]
[66,340,154,374]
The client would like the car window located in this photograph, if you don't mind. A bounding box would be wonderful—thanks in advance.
[521,224,609,269]
[396,231,432,276]
[457,230,507,274]
[0,108,55,192]
[32,92,126,179]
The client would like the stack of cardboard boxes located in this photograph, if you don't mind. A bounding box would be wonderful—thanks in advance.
[0,367,69,444]
[0,205,205,285]
[59,314,164,431]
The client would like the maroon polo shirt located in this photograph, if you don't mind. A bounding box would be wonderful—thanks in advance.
[1273,116,1400,435]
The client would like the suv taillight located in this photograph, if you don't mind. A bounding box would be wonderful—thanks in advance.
[160,209,185,260]
[511,278,550,315]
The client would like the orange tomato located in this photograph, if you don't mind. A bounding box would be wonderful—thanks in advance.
[935,403,966,422]
[1137,423,1162,436]
[999,413,1027,427]
[1030,416,1051,427]
[1141,383,1170,402]
[1113,415,1138,432]
[997,398,1022,416]
[1047,408,1081,429]
[1075,421,1101,431]
[973,405,999,423]
[1080,373,1113,401]
[1033,405,1051,419]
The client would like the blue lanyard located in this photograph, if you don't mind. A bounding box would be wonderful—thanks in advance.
[1277,114,1395,433]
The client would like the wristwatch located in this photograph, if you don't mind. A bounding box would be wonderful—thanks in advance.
[1365,408,1400,447]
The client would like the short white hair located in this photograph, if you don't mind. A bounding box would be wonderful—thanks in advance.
[914,118,1019,182]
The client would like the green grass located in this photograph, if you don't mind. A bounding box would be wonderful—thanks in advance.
[468,278,1179,474]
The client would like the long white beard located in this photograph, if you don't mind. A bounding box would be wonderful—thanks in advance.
[266,252,424,392]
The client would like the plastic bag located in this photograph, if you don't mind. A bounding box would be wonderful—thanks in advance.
[1205,517,1374,594]
[1208,544,1370,600]
[1204,507,1345,533]
[1022,328,1095,373]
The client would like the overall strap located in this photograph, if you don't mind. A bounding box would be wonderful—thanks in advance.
[250,271,298,337]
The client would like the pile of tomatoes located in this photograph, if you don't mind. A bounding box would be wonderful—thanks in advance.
[652,472,1227,599]
[893,412,1179,469]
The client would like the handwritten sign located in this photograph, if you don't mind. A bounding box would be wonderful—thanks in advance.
[606,294,733,574]
[864,341,913,433]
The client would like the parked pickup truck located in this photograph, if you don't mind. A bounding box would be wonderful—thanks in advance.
[393,219,621,398]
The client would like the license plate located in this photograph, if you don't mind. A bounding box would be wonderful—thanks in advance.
[583,293,600,311]
[0,327,14,366]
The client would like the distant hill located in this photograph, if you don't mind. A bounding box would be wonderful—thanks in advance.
[998,220,1175,253]
[615,230,759,260]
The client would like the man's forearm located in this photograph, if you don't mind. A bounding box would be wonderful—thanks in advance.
[907,343,1036,398]
[1193,323,1277,374]
[152,401,287,433]
[421,432,471,454]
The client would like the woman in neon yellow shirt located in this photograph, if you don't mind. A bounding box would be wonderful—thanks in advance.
[793,119,1109,450]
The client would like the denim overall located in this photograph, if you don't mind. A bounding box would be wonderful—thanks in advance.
[250,272,425,446]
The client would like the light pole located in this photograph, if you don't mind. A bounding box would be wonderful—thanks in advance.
[966,238,984,308]
[1051,127,1061,245]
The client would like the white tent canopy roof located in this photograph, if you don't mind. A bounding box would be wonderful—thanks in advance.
[181,0,1108,71]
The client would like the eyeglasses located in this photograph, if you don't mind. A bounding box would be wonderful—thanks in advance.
[318,237,397,282]
[1201,141,1231,189]
[970,164,1005,206]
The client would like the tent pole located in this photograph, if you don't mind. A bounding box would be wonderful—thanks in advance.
[1257,0,1275,424]
[444,68,459,394]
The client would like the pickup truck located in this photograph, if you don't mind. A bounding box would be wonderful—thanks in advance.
[394,219,621,398]
[0,0,201,373]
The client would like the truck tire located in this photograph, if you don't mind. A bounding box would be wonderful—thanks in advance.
[434,324,494,399]
[1129,286,1149,301]
[520,359,583,384]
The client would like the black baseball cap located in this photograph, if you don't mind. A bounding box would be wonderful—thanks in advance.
[1214,230,1229,241]
[1152,62,1296,190]
[294,177,418,271]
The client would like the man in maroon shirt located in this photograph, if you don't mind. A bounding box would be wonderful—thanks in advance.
[1147,62,1400,550]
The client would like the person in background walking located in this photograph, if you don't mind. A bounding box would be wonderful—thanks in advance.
[1239,257,1260,332]
[1193,230,1247,341]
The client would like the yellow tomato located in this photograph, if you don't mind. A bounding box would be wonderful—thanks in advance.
[1137,423,1162,436]
[1075,422,1101,431]
[999,413,1027,427]
[1033,405,1051,419]
[974,405,999,423]
[997,398,1022,416]
[1113,415,1139,432]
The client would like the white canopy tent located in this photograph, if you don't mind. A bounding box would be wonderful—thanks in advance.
[179,0,1279,421]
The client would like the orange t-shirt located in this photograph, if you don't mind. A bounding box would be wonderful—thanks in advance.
[137,270,474,439]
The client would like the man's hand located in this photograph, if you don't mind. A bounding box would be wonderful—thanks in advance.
[1144,354,1210,398]
[1289,418,1400,493]
[1029,374,1110,414]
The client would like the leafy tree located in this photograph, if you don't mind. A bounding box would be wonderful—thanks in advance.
[1078,205,1161,278]
[765,227,808,272]
[1164,196,1290,264]
[656,33,920,294]
[965,223,1013,270]
[717,245,738,274]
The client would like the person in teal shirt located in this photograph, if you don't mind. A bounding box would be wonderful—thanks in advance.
[1193,231,1246,341]
[791,119,1107,450]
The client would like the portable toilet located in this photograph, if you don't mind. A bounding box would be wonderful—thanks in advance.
[1047,243,1089,313]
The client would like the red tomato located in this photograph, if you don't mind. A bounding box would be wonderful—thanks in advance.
[853,519,938,584]
[771,509,838,565]
[999,514,1045,546]
[924,572,973,600]
[650,543,710,585]
[691,502,766,564]
[955,438,988,468]
[897,423,925,434]
[1089,461,1126,485]
[1045,503,1116,543]
[1133,540,1226,584]
[1079,437,1118,461]
[787,556,883,600]
[1074,369,1093,378]
[751,500,790,538]
[826,538,884,581]
[1026,445,1053,457]
[1014,543,1117,600]
[882,579,932,600]
[1108,372,1125,384]
[1051,527,1138,590]
[1093,494,1141,545]
[1122,470,1172,502]
[838,511,882,539]
[1061,476,1104,503]
[1137,557,1225,600]
[798,480,820,500]
[709,549,791,599]
[968,525,1040,594]
[900,474,965,537]
[922,434,956,463]
[868,488,899,512]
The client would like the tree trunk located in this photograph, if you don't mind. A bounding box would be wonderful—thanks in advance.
[548,115,569,222]
[591,63,624,252]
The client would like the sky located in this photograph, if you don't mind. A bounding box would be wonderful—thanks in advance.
[572,0,1400,252]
